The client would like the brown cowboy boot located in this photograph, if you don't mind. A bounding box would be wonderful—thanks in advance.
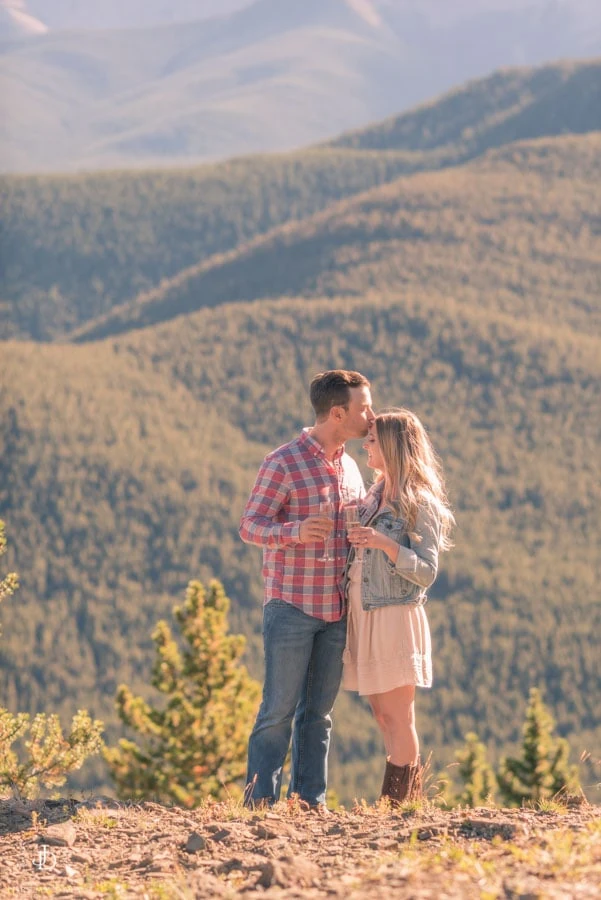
[380,757,422,806]
[380,758,395,798]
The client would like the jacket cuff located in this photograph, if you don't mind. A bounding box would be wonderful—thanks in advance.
[392,545,418,573]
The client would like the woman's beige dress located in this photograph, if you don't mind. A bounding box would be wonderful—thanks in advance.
[342,554,432,695]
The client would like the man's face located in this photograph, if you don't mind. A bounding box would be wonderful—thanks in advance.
[341,386,374,439]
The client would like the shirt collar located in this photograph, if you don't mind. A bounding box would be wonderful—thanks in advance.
[300,427,345,461]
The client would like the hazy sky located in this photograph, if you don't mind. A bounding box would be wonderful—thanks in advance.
[8,0,599,33]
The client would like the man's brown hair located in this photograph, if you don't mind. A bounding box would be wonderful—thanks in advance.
[310,370,370,420]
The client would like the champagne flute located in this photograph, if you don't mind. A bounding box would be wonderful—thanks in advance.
[343,502,359,530]
[318,498,335,561]
[344,502,361,558]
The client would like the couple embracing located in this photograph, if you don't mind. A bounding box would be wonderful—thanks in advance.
[239,370,454,810]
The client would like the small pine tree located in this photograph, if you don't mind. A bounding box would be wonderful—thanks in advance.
[497,687,580,806]
[0,521,19,626]
[0,520,103,798]
[455,732,496,806]
[0,709,104,799]
[104,579,261,806]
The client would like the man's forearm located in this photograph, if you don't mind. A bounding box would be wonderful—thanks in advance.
[239,516,301,548]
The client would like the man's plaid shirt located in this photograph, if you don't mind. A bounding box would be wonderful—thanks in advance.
[239,429,365,621]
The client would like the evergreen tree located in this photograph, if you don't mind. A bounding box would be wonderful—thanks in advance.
[497,687,580,806]
[105,579,260,806]
[455,732,496,806]
[0,709,105,799]
[0,521,18,621]
[0,520,103,798]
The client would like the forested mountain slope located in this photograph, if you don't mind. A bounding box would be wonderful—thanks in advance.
[2,58,600,342]
[1,56,600,803]
[1,293,600,800]
[0,150,427,341]
[69,133,601,343]
[330,57,601,152]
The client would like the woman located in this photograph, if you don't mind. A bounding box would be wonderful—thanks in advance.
[342,408,454,805]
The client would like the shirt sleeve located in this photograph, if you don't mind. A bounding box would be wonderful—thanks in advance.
[390,501,442,588]
[239,456,302,548]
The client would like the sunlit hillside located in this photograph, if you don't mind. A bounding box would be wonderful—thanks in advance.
[2,57,600,341]
[1,292,599,800]
[1,57,600,803]
[0,150,425,341]
[69,133,601,342]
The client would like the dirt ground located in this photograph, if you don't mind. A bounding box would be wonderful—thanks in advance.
[1,796,600,899]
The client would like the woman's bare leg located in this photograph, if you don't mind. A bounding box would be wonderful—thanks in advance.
[368,694,391,757]
[368,685,418,766]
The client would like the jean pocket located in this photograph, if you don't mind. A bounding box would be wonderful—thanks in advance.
[262,598,293,634]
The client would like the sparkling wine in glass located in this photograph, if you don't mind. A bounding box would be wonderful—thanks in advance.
[343,502,359,531]
[344,502,362,558]
[318,498,335,561]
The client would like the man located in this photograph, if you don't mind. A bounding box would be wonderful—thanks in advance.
[239,370,374,808]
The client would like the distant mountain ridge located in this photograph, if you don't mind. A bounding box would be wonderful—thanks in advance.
[1,0,600,173]
[329,58,601,152]
[68,132,601,345]
[17,0,601,36]
[2,57,600,344]
[52,58,600,344]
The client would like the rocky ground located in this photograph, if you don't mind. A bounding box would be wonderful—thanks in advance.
[0,795,600,899]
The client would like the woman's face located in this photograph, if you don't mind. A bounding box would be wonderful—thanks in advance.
[362,427,385,471]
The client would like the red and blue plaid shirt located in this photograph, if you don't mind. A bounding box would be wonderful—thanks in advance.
[239,429,365,621]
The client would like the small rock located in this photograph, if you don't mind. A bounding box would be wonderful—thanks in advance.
[284,854,322,887]
[207,827,230,842]
[255,860,278,888]
[184,831,206,853]
[254,855,322,889]
[253,823,278,839]
[42,821,77,847]
[63,864,78,878]
[215,857,244,875]
[132,854,155,869]
[369,838,399,850]
[417,825,446,841]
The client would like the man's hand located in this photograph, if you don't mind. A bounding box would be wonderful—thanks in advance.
[299,515,334,544]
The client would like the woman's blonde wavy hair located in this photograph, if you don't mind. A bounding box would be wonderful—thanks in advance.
[374,408,454,550]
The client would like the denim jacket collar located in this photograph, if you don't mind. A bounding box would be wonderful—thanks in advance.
[361,480,385,525]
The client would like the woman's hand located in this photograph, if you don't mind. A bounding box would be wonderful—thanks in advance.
[348,524,399,561]
[347,525,382,549]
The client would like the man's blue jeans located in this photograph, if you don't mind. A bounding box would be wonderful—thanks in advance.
[245,599,347,807]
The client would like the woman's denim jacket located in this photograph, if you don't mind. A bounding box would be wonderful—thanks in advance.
[342,482,442,611]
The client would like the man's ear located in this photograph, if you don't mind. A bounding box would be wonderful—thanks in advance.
[331,405,345,422]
